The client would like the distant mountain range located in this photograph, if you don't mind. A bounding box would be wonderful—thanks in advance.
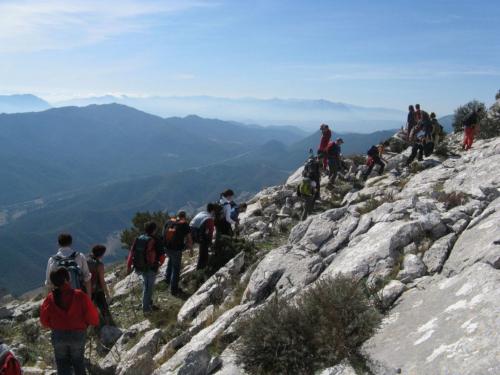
[54,95,406,132]
[0,104,400,294]
[0,94,51,113]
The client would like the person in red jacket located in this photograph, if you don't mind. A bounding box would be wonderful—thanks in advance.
[0,343,22,375]
[317,124,332,170]
[40,268,99,375]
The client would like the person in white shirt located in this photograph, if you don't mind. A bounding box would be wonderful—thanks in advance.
[218,189,236,238]
[45,233,92,295]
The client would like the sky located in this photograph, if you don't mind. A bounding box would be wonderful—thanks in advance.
[0,0,499,114]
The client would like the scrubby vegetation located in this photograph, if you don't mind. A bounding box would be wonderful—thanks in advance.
[452,100,487,133]
[436,191,469,210]
[236,276,382,374]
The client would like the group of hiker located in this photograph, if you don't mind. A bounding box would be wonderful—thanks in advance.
[30,191,247,374]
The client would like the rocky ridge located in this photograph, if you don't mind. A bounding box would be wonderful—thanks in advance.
[1,133,499,374]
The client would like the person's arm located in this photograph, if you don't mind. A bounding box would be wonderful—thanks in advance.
[206,219,215,243]
[146,240,156,266]
[83,293,100,327]
[186,230,194,256]
[79,255,92,296]
[98,264,110,300]
[224,204,236,225]
[39,298,52,329]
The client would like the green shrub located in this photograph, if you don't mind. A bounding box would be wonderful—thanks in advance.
[236,276,382,374]
[452,100,487,133]
[478,100,500,139]
[388,137,407,153]
[436,191,468,210]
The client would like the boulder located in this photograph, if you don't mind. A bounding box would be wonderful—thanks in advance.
[117,352,154,375]
[364,262,500,375]
[397,254,427,283]
[211,346,248,375]
[422,233,457,273]
[378,280,405,309]
[99,325,123,349]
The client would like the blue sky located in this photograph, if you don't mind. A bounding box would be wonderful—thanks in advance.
[0,0,499,114]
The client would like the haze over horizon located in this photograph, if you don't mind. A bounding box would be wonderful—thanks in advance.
[1,0,499,116]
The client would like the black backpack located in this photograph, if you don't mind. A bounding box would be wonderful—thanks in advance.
[131,235,152,272]
[367,146,378,157]
[52,252,83,290]
[302,157,318,179]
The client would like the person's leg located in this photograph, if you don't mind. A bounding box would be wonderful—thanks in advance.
[197,241,209,270]
[417,144,424,161]
[51,331,73,375]
[314,177,320,200]
[406,145,417,165]
[170,251,183,294]
[375,157,385,175]
[68,331,87,375]
[141,271,154,312]
[165,252,172,284]
[94,291,113,325]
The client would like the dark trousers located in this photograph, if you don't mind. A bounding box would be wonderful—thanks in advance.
[406,143,424,165]
[51,330,86,375]
[140,270,156,312]
[301,196,315,221]
[165,250,183,293]
[197,240,210,270]
[92,291,112,325]
[364,156,385,178]
[328,158,341,183]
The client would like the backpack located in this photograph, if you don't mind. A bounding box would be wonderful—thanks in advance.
[164,219,187,250]
[302,157,318,179]
[131,235,152,272]
[86,255,102,293]
[0,344,21,375]
[327,142,340,158]
[299,178,314,197]
[367,146,378,157]
[190,212,212,243]
[52,252,83,290]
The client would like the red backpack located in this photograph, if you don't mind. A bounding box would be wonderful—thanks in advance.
[0,348,22,375]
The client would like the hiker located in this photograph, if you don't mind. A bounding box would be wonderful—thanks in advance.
[415,104,422,123]
[327,138,344,184]
[302,154,321,200]
[40,268,99,375]
[164,211,193,296]
[463,108,482,150]
[406,136,425,166]
[86,245,113,325]
[127,221,165,313]
[317,124,332,170]
[45,233,92,296]
[232,202,247,235]
[420,110,433,142]
[0,342,22,375]
[190,203,216,270]
[297,177,317,221]
[363,145,386,180]
[218,189,237,237]
[430,112,444,147]
[406,105,417,140]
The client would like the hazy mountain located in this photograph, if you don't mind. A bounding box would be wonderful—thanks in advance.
[0,104,305,205]
[0,94,51,113]
[439,114,454,133]
[54,95,405,132]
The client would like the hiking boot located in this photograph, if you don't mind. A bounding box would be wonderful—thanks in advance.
[150,305,160,311]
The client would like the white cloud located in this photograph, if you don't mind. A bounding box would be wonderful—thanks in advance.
[0,0,215,53]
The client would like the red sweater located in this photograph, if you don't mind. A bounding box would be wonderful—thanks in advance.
[40,285,99,331]
[319,128,332,151]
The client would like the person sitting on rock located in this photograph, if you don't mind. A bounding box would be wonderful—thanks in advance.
[40,267,99,375]
[363,145,386,180]
[0,341,22,375]
[86,245,113,326]
[297,177,317,221]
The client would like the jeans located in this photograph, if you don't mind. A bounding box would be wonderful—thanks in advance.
[141,270,156,312]
[165,250,183,293]
[51,330,86,375]
[197,240,210,270]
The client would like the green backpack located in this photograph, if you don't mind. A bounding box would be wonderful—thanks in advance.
[299,179,314,197]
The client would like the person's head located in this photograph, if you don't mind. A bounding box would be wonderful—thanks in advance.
[50,267,70,289]
[91,244,106,259]
[58,233,72,248]
[206,203,217,214]
[144,221,157,235]
[409,105,414,112]
[430,112,436,119]
[221,189,234,200]
[415,104,421,110]
[320,123,328,130]
[238,202,248,213]
[336,138,344,145]
[177,211,187,220]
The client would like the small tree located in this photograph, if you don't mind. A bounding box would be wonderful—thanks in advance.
[452,100,486,133]
[120,211,170,249]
